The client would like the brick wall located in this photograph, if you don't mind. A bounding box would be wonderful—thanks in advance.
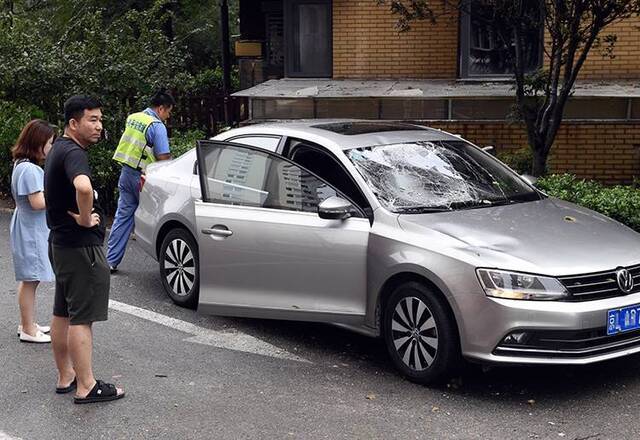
[578,16,640,80]
[428,122,640,184]
[333,3,640,80]
[332,0,459,79]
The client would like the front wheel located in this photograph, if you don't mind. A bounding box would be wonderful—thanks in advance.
[159,228,200,309]
[383,281,460,385]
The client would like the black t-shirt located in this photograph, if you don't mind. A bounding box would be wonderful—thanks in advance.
[44,137,106,247]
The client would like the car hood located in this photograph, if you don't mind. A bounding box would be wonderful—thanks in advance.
[397,197,640,276]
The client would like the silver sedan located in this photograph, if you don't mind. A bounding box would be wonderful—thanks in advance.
[135,120,640,384]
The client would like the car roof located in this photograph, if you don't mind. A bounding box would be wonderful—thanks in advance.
[216,120,464,150]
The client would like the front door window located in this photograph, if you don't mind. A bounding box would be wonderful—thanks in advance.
[198,142,355,214]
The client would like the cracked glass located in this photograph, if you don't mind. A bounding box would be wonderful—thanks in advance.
[347,140,541,214]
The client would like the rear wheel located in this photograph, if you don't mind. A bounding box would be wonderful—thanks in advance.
[159,228,199,309]
[383,281,460,384]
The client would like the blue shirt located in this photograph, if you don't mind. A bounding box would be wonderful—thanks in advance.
[143,108,171,156]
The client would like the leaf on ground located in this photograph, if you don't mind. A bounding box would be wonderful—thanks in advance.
[366,393,376,400]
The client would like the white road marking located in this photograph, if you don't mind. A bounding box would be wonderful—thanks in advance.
[0,431,22,440]
[108,300,310,363]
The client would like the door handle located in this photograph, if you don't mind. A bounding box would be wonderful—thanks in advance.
[201,226,233,237]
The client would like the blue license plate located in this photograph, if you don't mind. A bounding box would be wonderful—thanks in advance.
[607,304,640,335]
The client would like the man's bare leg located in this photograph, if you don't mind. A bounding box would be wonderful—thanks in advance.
[51,315,75,388]
[67,324,96,396]
[68,323,124,398]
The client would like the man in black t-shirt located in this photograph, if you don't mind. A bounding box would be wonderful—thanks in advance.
[44,95,125,404]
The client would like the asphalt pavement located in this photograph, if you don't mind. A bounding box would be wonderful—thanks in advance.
[1,210,639,440]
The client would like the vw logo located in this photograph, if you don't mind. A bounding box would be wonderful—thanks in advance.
[617,268,635,294]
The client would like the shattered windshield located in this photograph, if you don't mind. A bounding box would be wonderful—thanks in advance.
[347,140,541,213]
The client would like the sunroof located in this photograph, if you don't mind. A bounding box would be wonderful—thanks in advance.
[311,122,423,136]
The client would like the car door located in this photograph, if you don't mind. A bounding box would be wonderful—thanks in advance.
[194,140,370,324]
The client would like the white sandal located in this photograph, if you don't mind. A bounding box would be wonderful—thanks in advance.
[17,324,50,335]
[19,330,51,343]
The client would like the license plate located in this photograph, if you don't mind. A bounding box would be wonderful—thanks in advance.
[607,304,640,335]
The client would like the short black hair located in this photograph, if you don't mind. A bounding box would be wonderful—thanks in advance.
[64,95,102,126]
[149,89,176,108]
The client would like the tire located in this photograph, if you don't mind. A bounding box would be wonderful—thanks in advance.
[383,281,460,385]
[159,228,200,309]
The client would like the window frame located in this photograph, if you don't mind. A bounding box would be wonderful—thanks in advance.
[286,138,372,215]
[226,134,284,152]
[458,0,544,79]
[195,140,366,218]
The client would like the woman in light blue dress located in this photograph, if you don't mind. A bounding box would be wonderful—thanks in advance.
[10,120,56,343]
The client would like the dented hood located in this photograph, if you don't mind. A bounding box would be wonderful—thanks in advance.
[397,198,640,276]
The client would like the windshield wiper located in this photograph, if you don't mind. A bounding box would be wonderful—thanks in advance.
[397,197,532,214]
[397,206,454,214]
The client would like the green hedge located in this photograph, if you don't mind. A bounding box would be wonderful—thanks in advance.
[537,174,640,232]
[88,128,205,214]
[0,99,204,213]
[0,101,45,196]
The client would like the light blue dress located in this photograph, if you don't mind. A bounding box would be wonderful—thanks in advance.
[10,161,54,282]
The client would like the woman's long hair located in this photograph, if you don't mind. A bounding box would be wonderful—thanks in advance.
[11,119,56,163]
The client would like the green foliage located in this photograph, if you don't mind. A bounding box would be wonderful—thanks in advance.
[180,66,241,95]
[0,100,45,196]
[537,174,640,232]
[170,129,206,158]
[496,147,534,175]
[0,1,238,211]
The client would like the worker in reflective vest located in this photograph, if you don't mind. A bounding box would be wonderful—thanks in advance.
[107,90,175,273]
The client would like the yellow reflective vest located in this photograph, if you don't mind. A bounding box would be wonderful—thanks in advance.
[112,112,159,171]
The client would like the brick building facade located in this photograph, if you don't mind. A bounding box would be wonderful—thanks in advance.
[234,0,640,183]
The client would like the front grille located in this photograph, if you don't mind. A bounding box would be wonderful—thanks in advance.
[558,264,640,302]
[494,327,640,358]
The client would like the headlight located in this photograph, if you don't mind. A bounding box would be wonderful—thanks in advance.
[476,269,568,301]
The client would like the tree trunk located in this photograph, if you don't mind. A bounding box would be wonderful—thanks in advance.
[531,147,549,177]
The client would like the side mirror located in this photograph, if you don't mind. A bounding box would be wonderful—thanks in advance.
[318,196,353,220]
[520,174,538,186]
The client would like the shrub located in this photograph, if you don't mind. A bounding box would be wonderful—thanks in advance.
[537,174,640,232]
[0,101,45,196]
[497,147,534,175]
[171,129,206,158]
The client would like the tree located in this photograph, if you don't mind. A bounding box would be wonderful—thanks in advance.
[376,0,640,176]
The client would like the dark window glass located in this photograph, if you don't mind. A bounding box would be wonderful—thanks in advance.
[289,142,369,210]
[286,0,332,77]
[461,0,541,77]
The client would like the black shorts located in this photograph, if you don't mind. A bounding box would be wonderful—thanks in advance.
[49,244,110,325]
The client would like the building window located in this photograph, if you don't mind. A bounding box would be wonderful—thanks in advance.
[284,0,333,78]
[459,0,542,78]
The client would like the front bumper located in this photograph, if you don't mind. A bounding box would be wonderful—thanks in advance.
[459,291,640,365]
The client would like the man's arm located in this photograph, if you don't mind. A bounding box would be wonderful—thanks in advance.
[68,175,100,228]
[147,122,172,161]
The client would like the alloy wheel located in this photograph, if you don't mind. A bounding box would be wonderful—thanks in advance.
[391,296,439,371]
[164,238,196,297]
